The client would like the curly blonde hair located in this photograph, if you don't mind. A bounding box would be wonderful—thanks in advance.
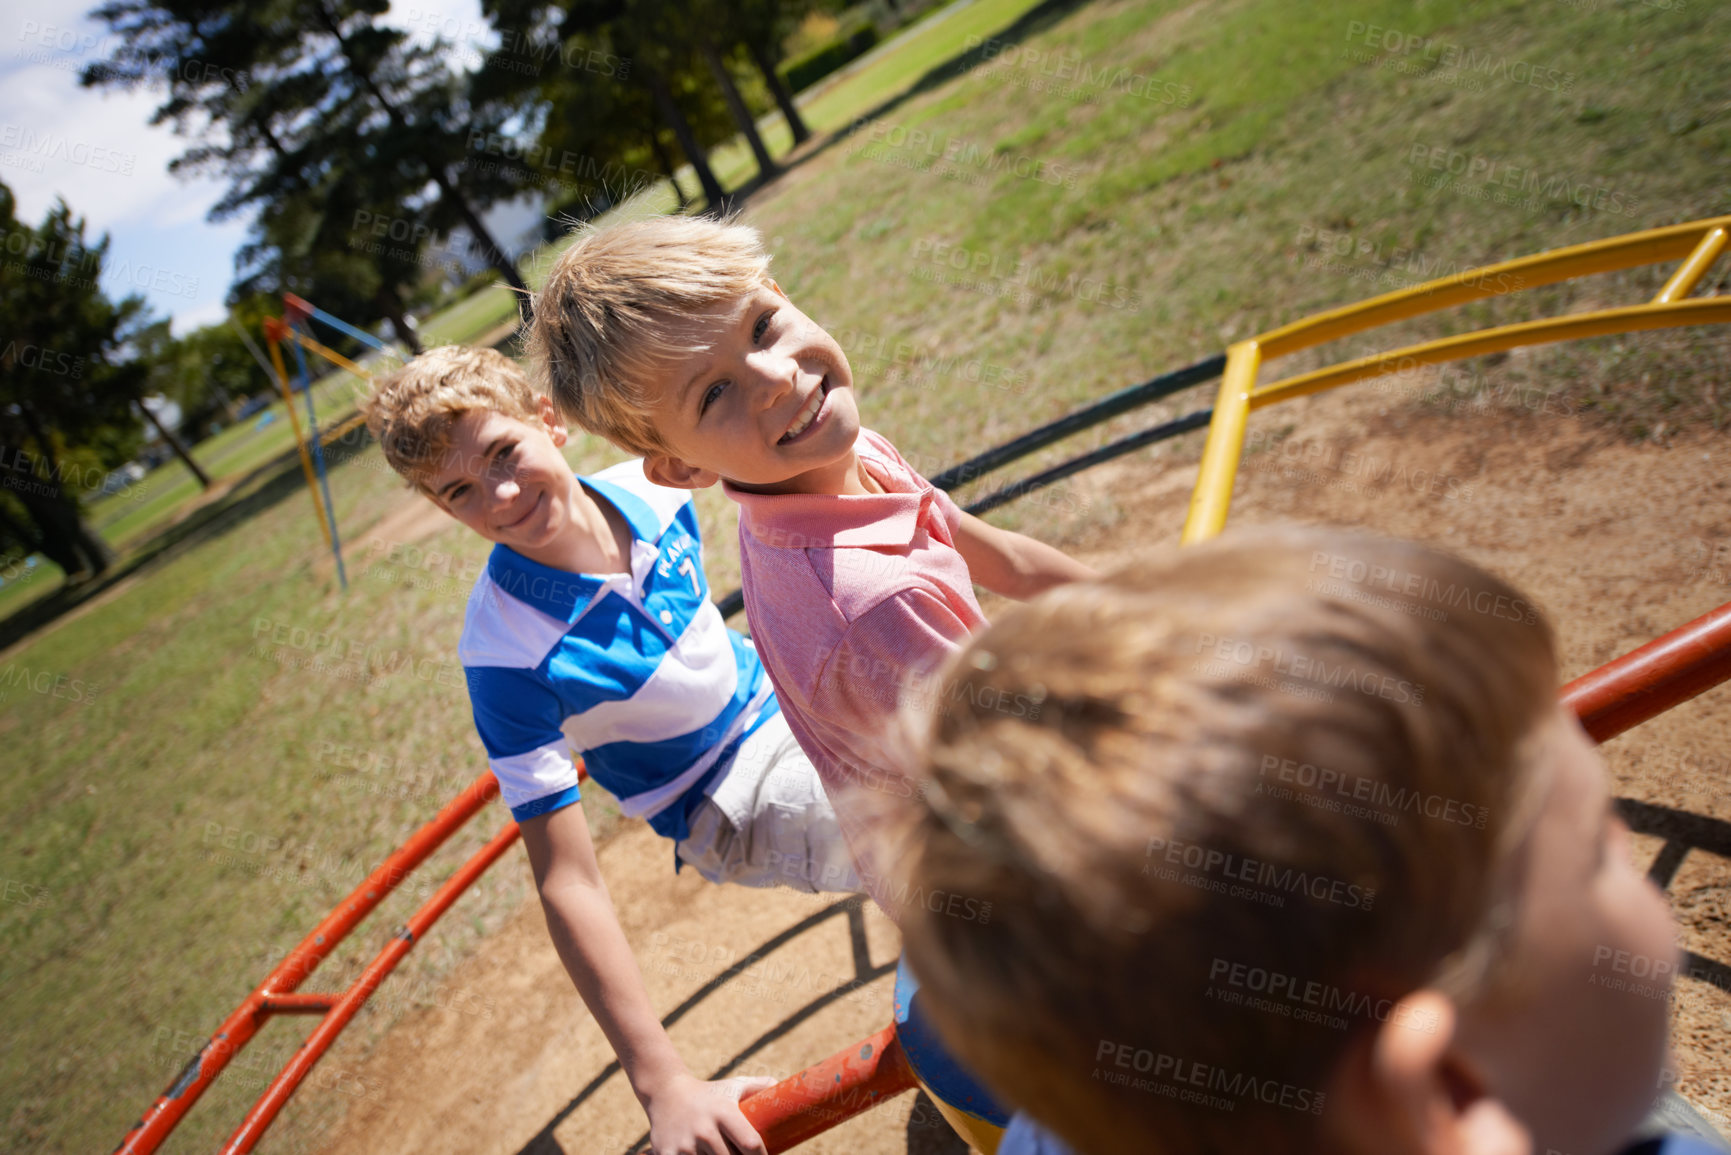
[361,345,542,493]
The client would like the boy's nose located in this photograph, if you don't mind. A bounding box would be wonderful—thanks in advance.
[751,351,799,409]
[492,478,521,504]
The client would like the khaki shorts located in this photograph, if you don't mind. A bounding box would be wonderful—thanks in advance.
[675,710,863,894]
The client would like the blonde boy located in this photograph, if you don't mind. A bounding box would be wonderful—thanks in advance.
[529,215,1095,884]
[529,214,1097,1151]
[890,526,1712,1155]
[363,346,861,1155]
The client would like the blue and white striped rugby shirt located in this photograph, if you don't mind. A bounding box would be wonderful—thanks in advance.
[460,460,777,840]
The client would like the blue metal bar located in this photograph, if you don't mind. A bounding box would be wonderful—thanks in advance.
[290,323,348,591]
[307,303,394,355]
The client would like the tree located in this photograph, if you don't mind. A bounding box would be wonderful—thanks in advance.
[231,166,429,356]
[695,34,777,182]
[478,0,738,212]
[82,0,537,323]
[731,0,822,146]
[0,184,152,581]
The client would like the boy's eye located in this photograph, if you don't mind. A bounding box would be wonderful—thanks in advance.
[754,310,774,343]
[700,380,729,415]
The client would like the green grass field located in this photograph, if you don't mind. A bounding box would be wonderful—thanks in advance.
[3,0,1728,1151]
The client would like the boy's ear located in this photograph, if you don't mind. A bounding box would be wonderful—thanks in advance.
[536,395,570,447]
[1327,991,1527,1155]
[767,277,788,301]
[643,453,721,491]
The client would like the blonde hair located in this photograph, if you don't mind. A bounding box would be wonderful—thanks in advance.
[890,526,1556,1155]
[361,345,541,493]
[528,214,772,457]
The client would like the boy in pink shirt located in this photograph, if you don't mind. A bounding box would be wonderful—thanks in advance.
[531,216,1094,1152]
[529,214,1094,891]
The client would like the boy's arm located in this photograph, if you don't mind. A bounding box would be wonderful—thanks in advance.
[953,511,1097,601]
[520,804,774,1155]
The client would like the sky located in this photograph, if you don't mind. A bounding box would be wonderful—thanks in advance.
[0,0,490,336]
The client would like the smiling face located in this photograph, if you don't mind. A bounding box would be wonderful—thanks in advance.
[422,400,584,558]
[1456,705,1679,1155]
[638,281,862,496]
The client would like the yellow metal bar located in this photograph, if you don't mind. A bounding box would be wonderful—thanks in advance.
[1258,215,1731,359]
[267,334,333,550]
[1181,341,1261,545]
[1251,297,1731,410]
[289,329,374,383]
[1652,227,1728,304]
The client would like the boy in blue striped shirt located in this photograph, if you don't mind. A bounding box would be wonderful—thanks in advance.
[364,346,856,1155]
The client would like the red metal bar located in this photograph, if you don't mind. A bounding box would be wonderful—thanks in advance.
[119,591,1731,1155]
[1563,599,1731,743]
[113,771,504,1155]
[740,1024,919,1153]
[256,994,338,1015]
[221,820,523,1153]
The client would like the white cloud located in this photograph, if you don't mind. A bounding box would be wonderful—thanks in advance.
[0,0,485,333]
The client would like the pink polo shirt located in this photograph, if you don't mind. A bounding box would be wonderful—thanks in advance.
[725,428,986,885]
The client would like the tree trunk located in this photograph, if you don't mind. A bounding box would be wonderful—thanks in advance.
[427,170,533,324]
[699,38,778,180]
[745,36,809,146]
[137,398,212,489]
[641,61,728,212]
[648,132,690,210]
[11,414,113,579]
[375,285,423,355]
[314,1,532,323]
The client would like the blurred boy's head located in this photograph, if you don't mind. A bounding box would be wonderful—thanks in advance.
[892,527,1676,1155]
[530,215,863,496]
[363,345,584,554]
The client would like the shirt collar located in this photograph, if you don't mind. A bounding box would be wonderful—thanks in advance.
[724,453,934,551]
[485,474,653,621]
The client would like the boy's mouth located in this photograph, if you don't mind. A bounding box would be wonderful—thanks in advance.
[498,491,543,531]
[777,377,831,445]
